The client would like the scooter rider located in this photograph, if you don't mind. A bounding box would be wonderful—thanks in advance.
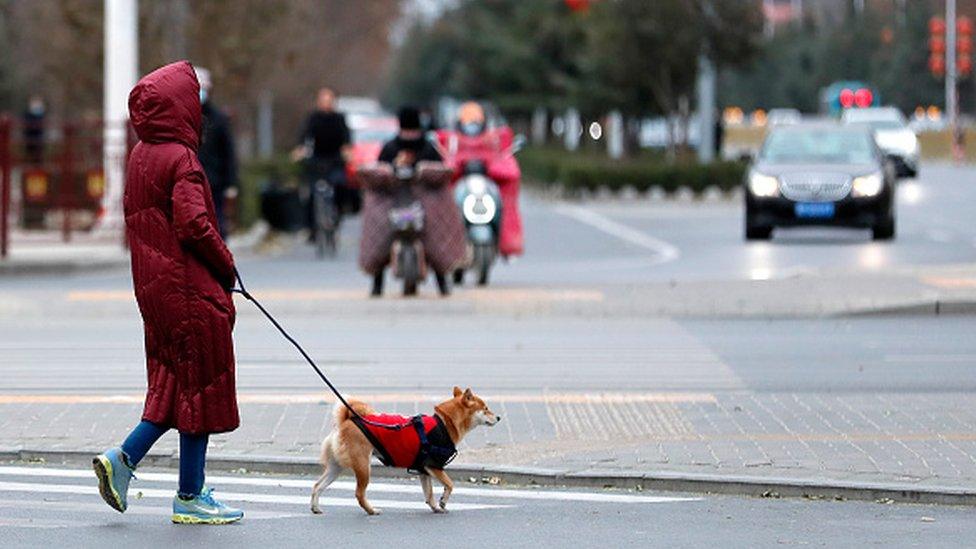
[366,107,456,296]
[292,87,358,234]
[438,102,524,258]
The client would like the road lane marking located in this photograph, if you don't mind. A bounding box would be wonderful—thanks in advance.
[0,392,717,405]
[925,229,954,243]
[66,288,605,303]
[0,481,509,511]
[553,204,680,265]
[922,276,976,289]
[0,499,298,521]
[884,354,976,363]
[0,467,701,504]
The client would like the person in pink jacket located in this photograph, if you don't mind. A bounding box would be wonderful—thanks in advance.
[437,102,524,258]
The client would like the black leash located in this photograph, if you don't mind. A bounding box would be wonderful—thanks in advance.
[233,268,459,470]
[230,268,408,431]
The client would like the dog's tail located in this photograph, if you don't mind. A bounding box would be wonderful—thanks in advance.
[332,399,373,424]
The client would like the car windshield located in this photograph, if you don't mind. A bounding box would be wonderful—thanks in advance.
[843,109,906,129]
[862,120,905,131]
[761,128,876,164]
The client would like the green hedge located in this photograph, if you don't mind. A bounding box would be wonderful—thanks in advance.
[520,146,746,196]
[237,155,302,229]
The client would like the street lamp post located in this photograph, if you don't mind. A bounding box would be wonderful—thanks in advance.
[947,0,961,162]
[98,0,138,233]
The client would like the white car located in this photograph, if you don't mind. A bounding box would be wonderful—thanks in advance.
[842,107,919,177]
[767,108,802,127]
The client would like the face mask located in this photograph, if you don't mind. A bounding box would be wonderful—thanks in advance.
[460,121,483,136]
[199,89,208,104]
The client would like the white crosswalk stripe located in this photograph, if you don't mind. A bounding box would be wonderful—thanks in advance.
[0,464,703,531]
[0,481,507,511]
[0,466,700,504]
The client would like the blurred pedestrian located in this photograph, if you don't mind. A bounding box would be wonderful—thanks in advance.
[195,67,238,238]
[22,95,46,165]
[93,61,243,525]
[293,87,358,233]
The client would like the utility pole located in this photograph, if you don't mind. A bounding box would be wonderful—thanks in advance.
[696,54,717,163]
[947,0,961,162]
[168,0,189,61]
[98,0,138,232]
[697,0,717,163]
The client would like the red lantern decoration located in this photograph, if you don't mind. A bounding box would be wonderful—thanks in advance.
[930,53,946,76]
[930,16,947,78]
[958,16,973,77]
[565,0,590,13]
[959,54,973,76]
[957,15,973,36]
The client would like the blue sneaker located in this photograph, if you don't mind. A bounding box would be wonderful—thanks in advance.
[92,447,135,513]
[172,487,244,525]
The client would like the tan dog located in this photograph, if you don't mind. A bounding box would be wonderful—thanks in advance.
[310,387,500,515]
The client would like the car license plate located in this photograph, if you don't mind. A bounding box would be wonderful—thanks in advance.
[794,202,835,219]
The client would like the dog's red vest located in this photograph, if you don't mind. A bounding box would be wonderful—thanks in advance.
[351,413,456,472]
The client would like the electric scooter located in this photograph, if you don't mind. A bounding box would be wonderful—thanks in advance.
[451,135,525,286]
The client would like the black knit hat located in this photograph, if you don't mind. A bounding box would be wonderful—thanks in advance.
[398,106,422,130]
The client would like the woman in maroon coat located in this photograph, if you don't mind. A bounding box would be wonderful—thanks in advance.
[93,61,244,524]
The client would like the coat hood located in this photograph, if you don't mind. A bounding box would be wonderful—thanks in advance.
[129,61,201,150]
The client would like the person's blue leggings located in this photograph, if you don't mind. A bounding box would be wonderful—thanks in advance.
[120,420,209,498]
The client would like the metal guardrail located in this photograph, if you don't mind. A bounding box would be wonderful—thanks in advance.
[0,116,131,259]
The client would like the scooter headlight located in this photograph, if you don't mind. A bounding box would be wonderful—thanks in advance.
[463,174,491,195]
[463,193,497,225]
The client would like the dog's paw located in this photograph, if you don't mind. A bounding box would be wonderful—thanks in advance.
[432,506,448,514]
[438,501,449,513]
[367,508,382,516]
[310,506,323,515]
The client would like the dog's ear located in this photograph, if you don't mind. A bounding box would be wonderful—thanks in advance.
[463,388,473,401]
[453,386,463,398]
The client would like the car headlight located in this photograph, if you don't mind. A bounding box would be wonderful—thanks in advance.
[852,172,884,197]
[748,172,779,197]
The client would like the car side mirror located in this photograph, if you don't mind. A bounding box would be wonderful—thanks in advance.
[884,154,899,177]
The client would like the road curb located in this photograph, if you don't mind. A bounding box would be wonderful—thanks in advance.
[4,448,974,506]
[0,258,129,277]
[843,299,976,317]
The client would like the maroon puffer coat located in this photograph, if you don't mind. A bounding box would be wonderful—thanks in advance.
[124,61,239,434]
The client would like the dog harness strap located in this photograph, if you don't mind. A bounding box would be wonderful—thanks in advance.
[350,416,396,467]
[428,415,458,469]
[408,415,457,473]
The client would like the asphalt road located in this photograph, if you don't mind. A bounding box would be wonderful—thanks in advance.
[2,163,976,542]
[2,164,975,396]
[0,465,968,548]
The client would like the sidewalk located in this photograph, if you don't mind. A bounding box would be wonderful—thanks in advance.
[2,389,975,503]
[0,230,129,275]
[0,224,266,276]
